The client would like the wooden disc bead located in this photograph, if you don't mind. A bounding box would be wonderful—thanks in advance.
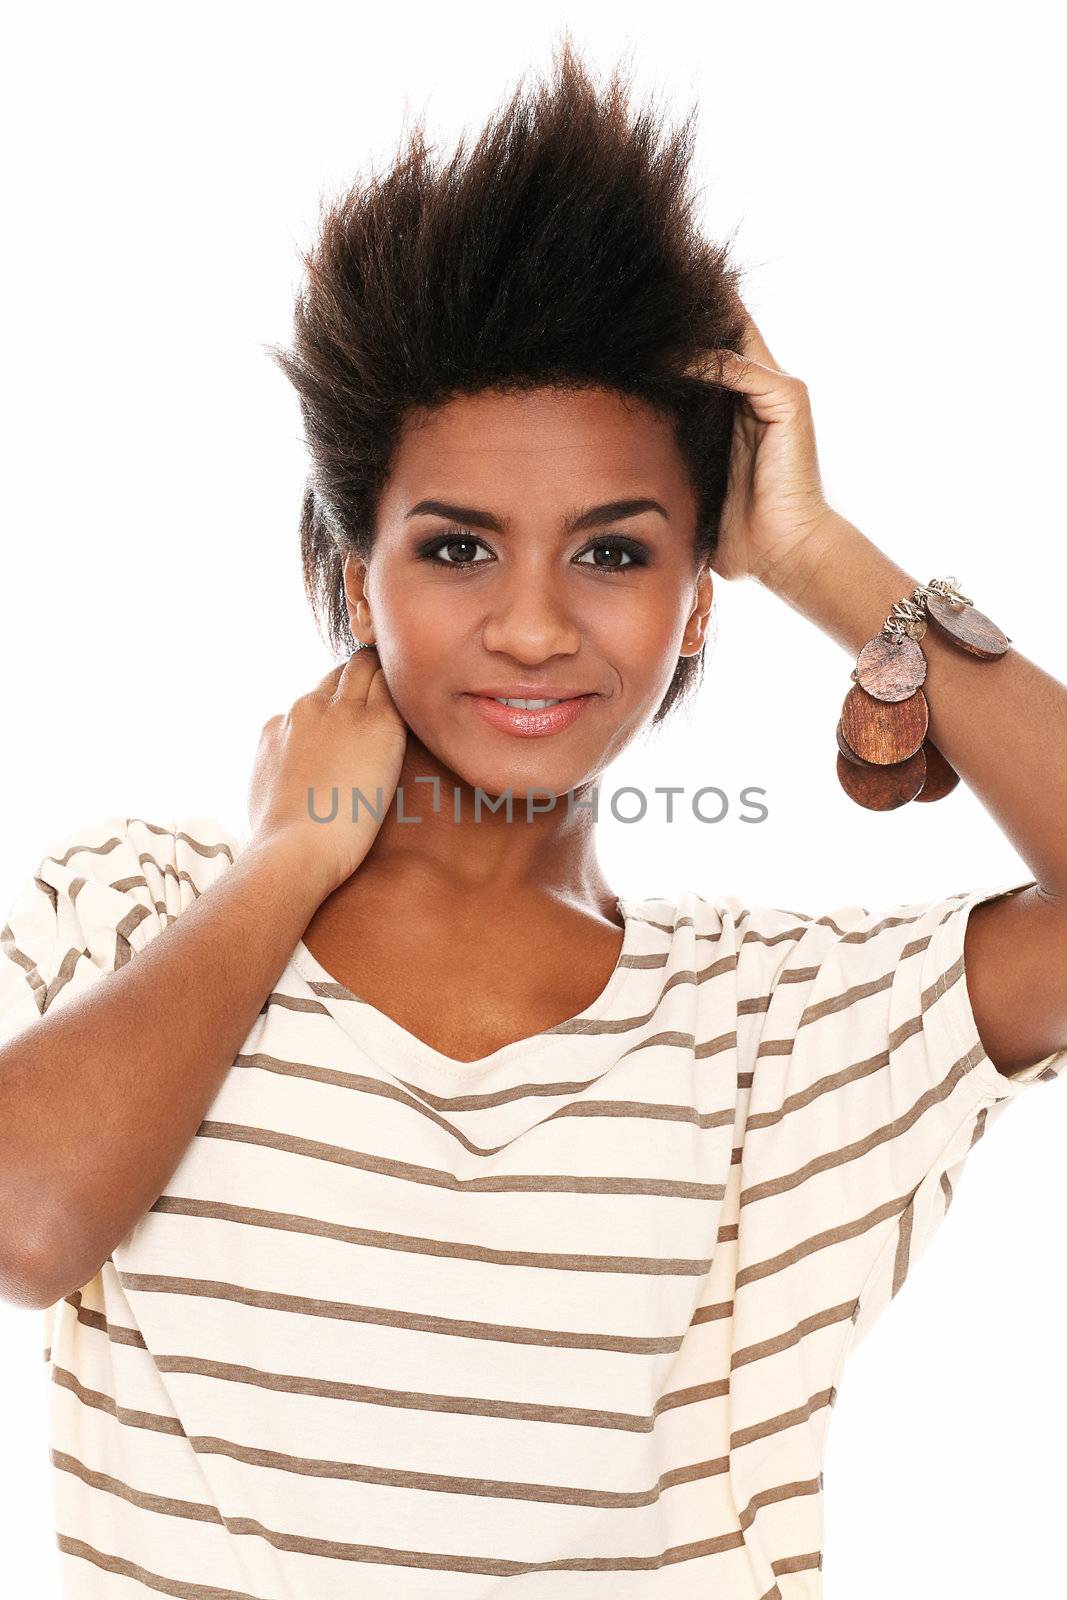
[914,738,961,802]
[925,594,1011,659]
[854,633,927,702]
[839,683,928,764]
[836,719,876,767]
[836,746,928,809]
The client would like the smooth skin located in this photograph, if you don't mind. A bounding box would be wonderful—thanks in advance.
[288,308,1067,1071]
[704,313,1067,1074]
[4,305,1065,1310]
[290,382,716,1062]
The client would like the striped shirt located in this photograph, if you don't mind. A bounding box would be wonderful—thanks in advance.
[2,813,1065,1599]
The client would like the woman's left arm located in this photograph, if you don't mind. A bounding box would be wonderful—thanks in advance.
[698,310,1067,1077]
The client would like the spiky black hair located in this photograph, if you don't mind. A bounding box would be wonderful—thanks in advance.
[269,33,746,723]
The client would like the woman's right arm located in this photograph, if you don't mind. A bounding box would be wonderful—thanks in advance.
[0,834,326,1310]
[0,650,407,1311]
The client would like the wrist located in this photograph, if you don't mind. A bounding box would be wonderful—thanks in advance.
[754,505,851,606]
[758,510,925,655]
[241,827,340,917]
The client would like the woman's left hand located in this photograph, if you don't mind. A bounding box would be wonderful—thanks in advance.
[687,308,835,588]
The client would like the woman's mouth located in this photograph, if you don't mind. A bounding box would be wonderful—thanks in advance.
[462,693,597,737]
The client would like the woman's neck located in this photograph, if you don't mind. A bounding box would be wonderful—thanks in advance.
[329,731,616,919]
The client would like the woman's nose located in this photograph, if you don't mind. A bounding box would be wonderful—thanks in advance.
[480,579,583,662]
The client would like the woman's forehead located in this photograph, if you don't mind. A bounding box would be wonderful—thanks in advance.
[384,387,691,503]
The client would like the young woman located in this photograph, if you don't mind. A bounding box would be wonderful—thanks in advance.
[2,38,1065,1600]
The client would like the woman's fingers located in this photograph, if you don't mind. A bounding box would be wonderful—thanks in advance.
[332,647,386,704]
[306,662,347,696]
[707,350,809,424]
[308,648,381,703]
[685,301,783,383]
[737,310,780,371]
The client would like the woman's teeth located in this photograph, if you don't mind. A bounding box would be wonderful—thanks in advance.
[492,697,564,708]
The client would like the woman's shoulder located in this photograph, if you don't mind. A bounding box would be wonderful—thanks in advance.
[618,890,825,980]
[642,883,978,972]
[32,812,245,888]
[671,883,969,935]
[0,812,245,1030]
[663,880,1036,999]
[7,811,246,957]
[624,886,838,939]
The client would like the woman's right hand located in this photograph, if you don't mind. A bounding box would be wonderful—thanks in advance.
[247,649,408,900]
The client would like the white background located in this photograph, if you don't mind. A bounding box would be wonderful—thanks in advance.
[2,3,1064,1594]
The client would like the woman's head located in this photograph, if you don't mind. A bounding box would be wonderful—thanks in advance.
[270,35,746,796]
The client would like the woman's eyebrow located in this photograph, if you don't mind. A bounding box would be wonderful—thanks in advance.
[404,497,670,533]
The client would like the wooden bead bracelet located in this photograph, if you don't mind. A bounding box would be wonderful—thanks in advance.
[836,576,1012,811]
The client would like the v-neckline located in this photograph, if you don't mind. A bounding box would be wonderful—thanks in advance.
[288,897,639,1081]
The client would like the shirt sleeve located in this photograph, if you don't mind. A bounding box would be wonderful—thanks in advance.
[0,815,244,1349]
[0,814,243,1046]
[732,876,1067,1362]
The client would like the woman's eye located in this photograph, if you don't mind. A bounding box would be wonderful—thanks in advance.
[574,539,647,571]
[416,531,648,572]
[419,534,493,567]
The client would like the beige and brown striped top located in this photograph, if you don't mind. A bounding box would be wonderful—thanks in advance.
[2,813,1065,1600]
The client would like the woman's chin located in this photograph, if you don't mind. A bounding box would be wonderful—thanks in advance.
[422,741,601,806]
[450,761,597,805]
[399,716,609,805]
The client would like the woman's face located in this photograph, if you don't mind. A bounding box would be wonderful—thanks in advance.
[344,384,712,798]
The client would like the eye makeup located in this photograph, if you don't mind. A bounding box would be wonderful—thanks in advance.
[414,527,652,573]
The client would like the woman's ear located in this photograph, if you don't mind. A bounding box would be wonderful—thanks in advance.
[342,552,376,648]
[679,565,714,658]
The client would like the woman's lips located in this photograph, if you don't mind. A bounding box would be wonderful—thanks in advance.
[463,693,597,737]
